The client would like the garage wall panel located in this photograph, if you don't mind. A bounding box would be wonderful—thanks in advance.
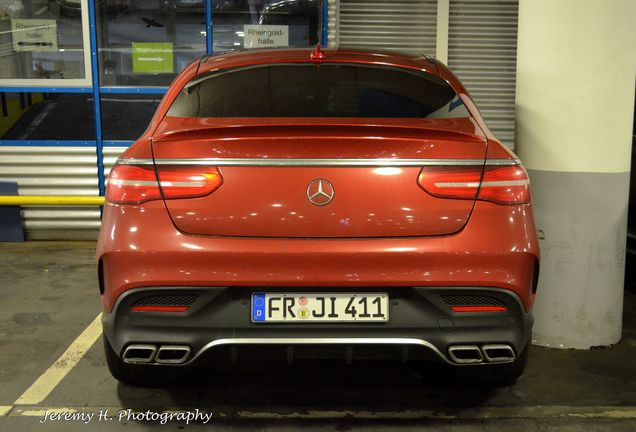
[337,0,437,55]
[0,146,101,238]
[448,0,518,148]
[103,146,130,179]
[328,0,338,47]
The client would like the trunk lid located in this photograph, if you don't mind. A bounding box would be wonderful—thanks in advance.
[152,117,487,238]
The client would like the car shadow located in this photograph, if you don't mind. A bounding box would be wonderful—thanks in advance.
[115,360,502,417]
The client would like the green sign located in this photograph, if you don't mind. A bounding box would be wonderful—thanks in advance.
[132,42,173,74]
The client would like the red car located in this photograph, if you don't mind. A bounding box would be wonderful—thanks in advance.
[97,47,539,386]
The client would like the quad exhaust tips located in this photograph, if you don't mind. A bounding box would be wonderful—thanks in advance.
[122,344,157,364]
[122,344,191,364]
[448,345,484,364]
[155,345,191,364]
[448,344,516,364]
[481,344,516,363]
[121,342,514,366]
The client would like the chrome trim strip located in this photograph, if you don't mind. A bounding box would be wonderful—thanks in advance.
[109,179,159,187]
[480,179,529,187]
[435,179,529,188]
[117,158,521,167]
[109,179,206,187]
[484,159,522,166]
[185,337,451,365]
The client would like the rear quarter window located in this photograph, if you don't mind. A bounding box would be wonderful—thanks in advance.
[167,63,470,119]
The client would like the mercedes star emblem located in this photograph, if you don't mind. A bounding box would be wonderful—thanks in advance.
[306,178,335,206]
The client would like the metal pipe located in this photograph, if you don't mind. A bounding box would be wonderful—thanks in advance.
[0,196,104,206]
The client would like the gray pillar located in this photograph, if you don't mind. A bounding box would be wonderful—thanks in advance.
[515,0,636,348]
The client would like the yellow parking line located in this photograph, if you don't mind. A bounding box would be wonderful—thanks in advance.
[0,406,13,417]
[13,407,86,417]
[6,405,636,420]
[14,314,102,406]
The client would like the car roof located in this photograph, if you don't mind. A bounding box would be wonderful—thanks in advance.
[198,47,440,76]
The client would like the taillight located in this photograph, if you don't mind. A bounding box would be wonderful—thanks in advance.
[156,165,223,200]
[106,163,223,204]
[417,166,482,201]
[106,164,161,204]
[477,165,530,205]
[417,163,530,205]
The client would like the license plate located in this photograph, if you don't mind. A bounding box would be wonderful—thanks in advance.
[251,293,388,323]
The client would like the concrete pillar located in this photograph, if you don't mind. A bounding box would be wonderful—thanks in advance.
[515,0,636,349]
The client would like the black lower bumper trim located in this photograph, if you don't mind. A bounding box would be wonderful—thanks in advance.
[102,286,533,366]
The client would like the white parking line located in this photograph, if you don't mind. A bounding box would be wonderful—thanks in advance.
[0,406,12,417]
[14,314,102,406]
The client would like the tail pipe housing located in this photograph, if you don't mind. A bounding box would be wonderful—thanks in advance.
[122,344,157,364]
[122,344,191,365]
[448,344,516,364]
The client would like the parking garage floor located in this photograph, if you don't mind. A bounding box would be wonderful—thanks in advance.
[0,241,635,431]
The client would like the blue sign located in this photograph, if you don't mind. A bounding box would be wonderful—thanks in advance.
[252,292,266,322]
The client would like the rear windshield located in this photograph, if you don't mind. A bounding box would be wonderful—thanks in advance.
[167,63,470,119]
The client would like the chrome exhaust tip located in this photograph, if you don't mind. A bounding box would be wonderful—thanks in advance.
[122,344,157,364]
[448,345,484,364]
[155,345,191,364]
[482,344,516,363]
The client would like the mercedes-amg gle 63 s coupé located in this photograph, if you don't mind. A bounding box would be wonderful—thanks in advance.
[97,46,540,386]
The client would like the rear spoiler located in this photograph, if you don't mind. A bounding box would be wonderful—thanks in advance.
[152,121,487,143]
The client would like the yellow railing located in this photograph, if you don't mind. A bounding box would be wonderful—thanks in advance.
[0,196,105,206]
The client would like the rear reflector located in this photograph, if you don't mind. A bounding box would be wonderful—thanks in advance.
[106,162,223,204]
[450,305,508,313]
[417,163,530,205]
[131,305,189,313]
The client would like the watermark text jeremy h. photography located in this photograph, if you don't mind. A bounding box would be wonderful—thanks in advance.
[39,408,214,425]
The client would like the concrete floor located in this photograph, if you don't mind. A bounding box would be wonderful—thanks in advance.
[0,241,635,431]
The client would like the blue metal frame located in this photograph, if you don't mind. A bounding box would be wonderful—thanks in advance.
[0,0,329,195]
[87,0,105,197]
[0,140,97,147]
[205,0,213,55]
[0,140,135,148]
[100,87,167,95]
[0,87,91,93]
[321,0,328,46]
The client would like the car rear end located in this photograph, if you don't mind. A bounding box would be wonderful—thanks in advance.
[97,48,539,385]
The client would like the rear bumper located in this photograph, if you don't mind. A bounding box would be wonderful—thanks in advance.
[97,200,540,313]
[102,286,533,366]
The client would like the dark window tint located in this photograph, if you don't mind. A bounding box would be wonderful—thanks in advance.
[1,93,95,140]
[167,63,470,119]
[101,94,162,140]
